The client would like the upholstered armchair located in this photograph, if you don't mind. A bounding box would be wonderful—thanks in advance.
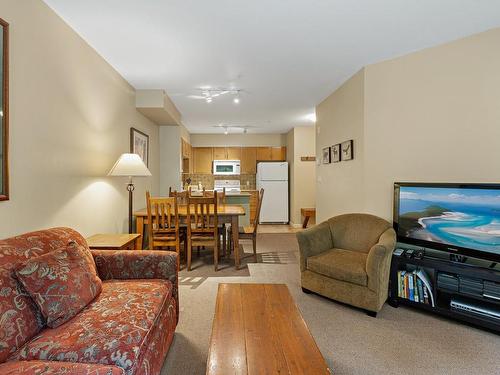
[296,213,396,316]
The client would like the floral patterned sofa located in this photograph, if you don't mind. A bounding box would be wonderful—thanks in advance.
[0,227,179,375]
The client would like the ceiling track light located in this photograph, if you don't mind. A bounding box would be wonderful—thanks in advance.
[195,87,243,104]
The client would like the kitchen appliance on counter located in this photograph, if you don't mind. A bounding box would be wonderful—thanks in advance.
[256,162,289,223]
[213,160,240,175]
[214,179,241,194]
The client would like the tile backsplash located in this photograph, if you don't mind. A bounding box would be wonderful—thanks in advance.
[183,174,256,190]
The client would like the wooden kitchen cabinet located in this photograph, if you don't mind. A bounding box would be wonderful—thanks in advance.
[271,147,286,161]
[193,147,213,174]
[256,147,272,161]
[240,147,257,174]
[226,147,241,160]
[256,146,286,161]
[213,147,241,160]
[213,147,226,160]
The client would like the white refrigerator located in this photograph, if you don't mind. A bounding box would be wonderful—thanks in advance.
[256,162,289,223]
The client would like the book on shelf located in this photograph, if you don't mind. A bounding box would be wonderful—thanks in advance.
[397,268,435,307]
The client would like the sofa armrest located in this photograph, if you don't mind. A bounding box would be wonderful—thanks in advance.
[366,228,396,292]
[91,250,179,319]
[296,221,333,271]
[0,360,124,374]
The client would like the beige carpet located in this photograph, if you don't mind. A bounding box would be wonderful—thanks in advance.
[161,233,500,375]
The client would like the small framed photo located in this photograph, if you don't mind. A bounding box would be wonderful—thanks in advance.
[130,127,149,166]
[331,144,341,163]
[322,147,331,164]
[341,140,353,161]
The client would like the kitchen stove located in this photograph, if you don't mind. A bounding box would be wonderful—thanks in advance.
[214,179,241,194]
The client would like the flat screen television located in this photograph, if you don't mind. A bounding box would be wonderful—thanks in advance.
[393,183,500,262]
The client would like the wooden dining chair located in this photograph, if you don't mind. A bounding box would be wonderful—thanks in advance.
[169,187,189,204]
[202,188,228,256]
[229,188,264,262]
[186,192,219,271]
[146,191,186,271]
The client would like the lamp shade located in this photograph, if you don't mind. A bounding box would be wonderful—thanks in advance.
[108,153,152,177]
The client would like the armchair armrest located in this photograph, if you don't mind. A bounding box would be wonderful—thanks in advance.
[296,221,333,271]
[366,228,396,292]
[91,250,178,320]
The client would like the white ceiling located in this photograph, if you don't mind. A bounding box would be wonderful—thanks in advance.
[43,0,500,134]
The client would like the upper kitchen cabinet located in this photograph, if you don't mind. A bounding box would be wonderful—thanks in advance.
[193,147,213,174]
[241,147,257,174]
[256,147,272,161]
[181,138,191,159]
[213,147,242,160]
[271,147,286,161]
[226,147,242,160]
[256,147,286,161]
[213,147,226,160]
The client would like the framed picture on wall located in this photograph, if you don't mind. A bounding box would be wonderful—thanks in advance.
[331,144,341,163]
[130,127,149,167]
[341,139,353,161]
[322,147,331,164]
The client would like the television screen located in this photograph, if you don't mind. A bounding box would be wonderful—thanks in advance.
[394,183,500,261]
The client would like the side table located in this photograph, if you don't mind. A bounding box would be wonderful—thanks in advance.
[86,233,142,250]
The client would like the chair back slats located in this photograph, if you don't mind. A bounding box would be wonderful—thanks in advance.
[253,188,265,232]
[169,187,188,204]
[187,192,218,236]
[146,191,179,244]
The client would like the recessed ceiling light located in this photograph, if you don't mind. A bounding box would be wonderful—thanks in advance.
[206,97,212,103]
[233,97,240,104]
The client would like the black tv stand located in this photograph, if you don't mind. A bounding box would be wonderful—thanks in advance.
[389,244,500,333]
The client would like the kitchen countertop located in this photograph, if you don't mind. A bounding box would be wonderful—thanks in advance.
[186,190,251,197]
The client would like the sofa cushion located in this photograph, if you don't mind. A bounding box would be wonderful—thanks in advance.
[15,243,102,328]
[307,248,368,286]
[12,279,176,375]
[0,360,124,374]
[0,228,88,363]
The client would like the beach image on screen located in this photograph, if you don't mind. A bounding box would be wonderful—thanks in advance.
[398,186,500,254]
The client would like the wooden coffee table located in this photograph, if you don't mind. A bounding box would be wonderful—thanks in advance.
[206,283,331,375]
[86,233,142,250]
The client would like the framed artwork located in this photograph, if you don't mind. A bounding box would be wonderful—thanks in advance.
[322,147,331,164]
[0,18,9,201]
[130,127,149,166]
[341,140,353,161]
[331,144,341,163]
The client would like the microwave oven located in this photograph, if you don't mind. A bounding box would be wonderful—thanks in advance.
[213,160,241,175]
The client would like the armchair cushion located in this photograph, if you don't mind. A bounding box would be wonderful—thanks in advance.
[307,248,368,286]
[14,243,102,328]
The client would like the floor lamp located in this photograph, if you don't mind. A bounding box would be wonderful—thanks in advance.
[108,153,151,233]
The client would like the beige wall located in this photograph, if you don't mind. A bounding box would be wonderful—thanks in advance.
[159,126,183,195]
[190,133,286,147]
[316,28,500,224]
[316,69,365,223]
[288,127,316,225]
[0,0,160,238]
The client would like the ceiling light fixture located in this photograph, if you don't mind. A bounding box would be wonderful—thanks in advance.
[192,87,243,104]
[224,126,229,135]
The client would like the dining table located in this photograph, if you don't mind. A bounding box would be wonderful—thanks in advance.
[133,204,246,270]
